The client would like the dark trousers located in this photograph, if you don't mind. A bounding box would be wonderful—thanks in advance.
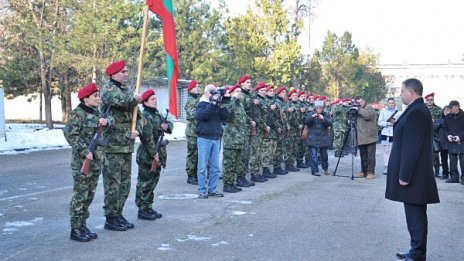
[308,146,328,174]
[404,203,428,260]
[358,142,376,173]
[449,153,464,181]
[439,149,449,176]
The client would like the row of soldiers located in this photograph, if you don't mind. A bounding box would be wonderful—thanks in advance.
[184,75,355,191]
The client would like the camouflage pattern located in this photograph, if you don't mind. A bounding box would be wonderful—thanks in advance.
[222,97,248,185]
[296,101,309,162]
[331,104,349,150]
[273,97,288,168]
[99,79,140,218]
[428,104,443,169]
[285,100,301,166]
[184,94,199,179]
[261,96,281,168]
[428,104,442,121]
[136,107,173,210]
[64,103,106,228]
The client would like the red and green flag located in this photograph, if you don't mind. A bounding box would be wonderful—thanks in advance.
[146,0,180,118]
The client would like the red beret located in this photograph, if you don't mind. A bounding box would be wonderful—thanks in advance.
[237,75,250,85]
[229,85,241,93]
[187,80,198,92]
[424,92,434,99]
[287,89,297,97]
[275,86,286,95]
[313,95,320,100]
[306,92,313,99]
[298,90,305,97]
[141,89,155,102]
[266,85,274,92]
[78,83,98,99]
[105,60,126,76]
[320,96,328,101]
[254,82,267,91]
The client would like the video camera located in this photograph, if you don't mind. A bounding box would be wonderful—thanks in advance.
[210,88,226,103]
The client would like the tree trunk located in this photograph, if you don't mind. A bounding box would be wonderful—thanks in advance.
[65,73,72,117]
[39,87,43,123]
[60,77,66,123]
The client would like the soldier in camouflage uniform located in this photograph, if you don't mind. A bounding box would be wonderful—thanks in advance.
[425,92,443,177]
[222,85,249,192]
[184,80,200,185]
[296,91,309,168]
[64,83,110,242]
[332,99,350,157]
[262,86,281,174]
[136,89,173,220]
[273,87,290,174]
[285,89,301,172]
[100,60,142,231]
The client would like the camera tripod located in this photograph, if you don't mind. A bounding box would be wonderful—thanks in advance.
[333,110,358,180]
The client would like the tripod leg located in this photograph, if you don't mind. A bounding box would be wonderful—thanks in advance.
[333,128,351,176]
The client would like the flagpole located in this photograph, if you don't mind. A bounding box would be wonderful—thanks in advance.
[131,6,150,131]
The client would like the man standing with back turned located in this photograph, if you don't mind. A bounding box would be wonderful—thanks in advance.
[385,78,439,261]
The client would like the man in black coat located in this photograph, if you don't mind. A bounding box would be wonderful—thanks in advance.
[385,78,440,261]
[443,100,464,184]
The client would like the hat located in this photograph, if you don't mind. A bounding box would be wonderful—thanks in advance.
[298,90,305,97]
[449,100,460,107]
[78,83,98,99]
[266,85,274,92]
[254,82,267,91]
[187,80,198,91]
[314,100,324,107]
[287,89,297,97]
[313,95,320,100]
[229,84,241,93]
[275,86,286,95]
[141,89,155,102]
[105,60,126,76]
[306,92,313,99]
[424,92,434,99]
[237,75,250,85]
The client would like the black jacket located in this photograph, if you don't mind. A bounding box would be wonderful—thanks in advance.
[305,111,333,148]
[443,109,464,154]
[195,101,229,140]
[433,114,447,150]
[385,98,439,205]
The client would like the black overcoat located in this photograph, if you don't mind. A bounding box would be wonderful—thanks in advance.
[385,98,440,204]
[443,109,464,154]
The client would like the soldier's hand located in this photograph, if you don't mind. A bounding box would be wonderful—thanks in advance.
[298,124,303,129]
[251,121,256,127]
[288,107,294,112]
[270,104,276,110]
[277,127,282,133]
[85,152,93,161]
[99,118,108,126]
[253,99,259,105]
[265,126,270,133]
[300,108,305,113]
[287,124,290,131]
[134,94,142,103]
[130,130,139,139]
[154,153,160,162]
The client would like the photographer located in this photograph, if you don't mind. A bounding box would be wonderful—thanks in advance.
[195,84,229,198]
[352,95,378,180]
[443,100,464,184]
[305,100,333,176]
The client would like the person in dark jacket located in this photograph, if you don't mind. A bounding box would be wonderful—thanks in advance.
[195,84,229,198]
[385,78,439,261]
[305,100,333,176]
[443,100,464,184]
[433,106,450,179]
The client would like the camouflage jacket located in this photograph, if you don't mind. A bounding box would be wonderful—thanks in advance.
[242,89,265,135]
[223,97,248,149]
[287,101,301,133]
[136,107,173,167]
[428,104,442,121]
[100,79,141,153]
[63,103,111,170]
[332,104,349,132]
[264,96,282,139]
[275,97,289,132]
[184,94,199,137]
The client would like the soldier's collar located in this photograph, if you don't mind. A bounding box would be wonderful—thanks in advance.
[189,93,199,99]
[78,102,97,114]
[242,89,250,95]
[143,105,158,114]
[110,78,123,88]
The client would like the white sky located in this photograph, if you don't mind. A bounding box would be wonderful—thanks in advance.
[216,0,464,64]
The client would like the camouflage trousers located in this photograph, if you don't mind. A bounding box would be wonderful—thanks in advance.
[186,136,198,179]
[69,168,100,228]
[222,148,244,185]
[102,153,132,217]
[296,136,307,162]
[261,138,277,168]
[274,134,286,168]
[285,131,299,165]
[333,130,347,150]
[242,135,252,175]
[135,163,161,211]
[249,134,264,176]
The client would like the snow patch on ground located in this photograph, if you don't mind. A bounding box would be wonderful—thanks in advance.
[176,235,212,242]
[212,241,229,247]
[157,244,174,251]
[228,200,253,205]
[5,217,43,228]
[231,211,247,216]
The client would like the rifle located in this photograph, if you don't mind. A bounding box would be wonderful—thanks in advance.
[150,109,170,172]
[386,110,398,124]
[81,106,111,175]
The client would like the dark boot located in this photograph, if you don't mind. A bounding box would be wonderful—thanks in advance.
[223,184,240,193]
[262,168,276,178]
[70,227,91,242]
[118,215,134,229]
[104,216,127,231]
[296,160,308,168]
[236,177,251,187]
[187,177,198,185]
[251,175,267,183]
[441,172,449,180]
[138,209,157,220]
[286,164,300,172]
[434,165,440,177]
[82,225,97,239]
[148,208,163,219]
[273,167,286,175]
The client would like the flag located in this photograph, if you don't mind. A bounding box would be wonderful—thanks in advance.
[146,0,180,118]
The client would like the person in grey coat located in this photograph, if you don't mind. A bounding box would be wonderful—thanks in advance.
[305,100,333,176]
[385,78,439,261]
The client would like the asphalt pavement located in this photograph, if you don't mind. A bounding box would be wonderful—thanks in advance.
[0,140,463,261]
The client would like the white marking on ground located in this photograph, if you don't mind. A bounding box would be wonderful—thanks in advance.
[14,205,23,208]
[3,227,18,232]
[248,234,254,237]
[231,211,247,216]
[212,241,229,246]
[29,198,38,201]
[5,221,33,227]
[176,235,212,242]
[228,200,253,205]
[157,244,174,251]
[158,194,198,200]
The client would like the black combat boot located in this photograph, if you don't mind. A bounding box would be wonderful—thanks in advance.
[251,175,266,183]
[138,209,157,220]
[118,215,134,229]
[236,177,251,187]
[273,167,286,175]
[187,177,198,185]
[286,164,300,172]
[82,224,97,239]
[70,227,91,242]
[104,216,127,231]
[148,208,163,219]
[262,168,276,178]
[223,184,240,193]
[296,160,308,168]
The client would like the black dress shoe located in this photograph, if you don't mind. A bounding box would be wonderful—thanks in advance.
[104,216,127,231]
[70,227,91,242]
[446,178,459,183]
[148,208,163,218]
[138,210,157,220]
[118,215,134,229]
[187,177,198,185]
[208,191,224,197]
[82,226,97,239]
[396,252,409,259]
